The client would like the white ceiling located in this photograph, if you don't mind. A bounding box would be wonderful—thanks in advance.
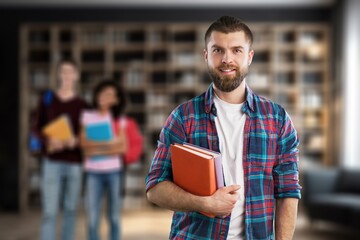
[0,0,335,7]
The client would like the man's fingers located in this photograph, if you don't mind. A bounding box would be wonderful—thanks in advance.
[222,185,241,193]
[229,193,239,202]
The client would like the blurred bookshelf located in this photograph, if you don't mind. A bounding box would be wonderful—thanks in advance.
[19,22,330,212]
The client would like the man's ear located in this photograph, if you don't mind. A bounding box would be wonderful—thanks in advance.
[248,49,254,66]
[203,48,208,63]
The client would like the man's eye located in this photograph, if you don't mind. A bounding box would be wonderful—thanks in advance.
[213,49,221,53]
[235,49,242,53]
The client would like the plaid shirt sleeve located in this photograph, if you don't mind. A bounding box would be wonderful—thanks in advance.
[145,107,187,192]
[273,109,301,199]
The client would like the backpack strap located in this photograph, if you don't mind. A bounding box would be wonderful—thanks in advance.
[43,90,54,107]
[29,89,54,155]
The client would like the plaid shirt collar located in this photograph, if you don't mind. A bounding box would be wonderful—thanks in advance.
[204,83,255,114]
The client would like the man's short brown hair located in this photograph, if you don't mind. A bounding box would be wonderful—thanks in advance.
[205,16,253,49]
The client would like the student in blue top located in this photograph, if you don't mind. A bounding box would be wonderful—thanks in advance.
[80,80,128,240]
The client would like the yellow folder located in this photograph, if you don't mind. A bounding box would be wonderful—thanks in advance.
[42,115,74,140]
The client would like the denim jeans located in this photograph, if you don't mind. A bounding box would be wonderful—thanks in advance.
[40,158,82,240]
[86,171,123,240]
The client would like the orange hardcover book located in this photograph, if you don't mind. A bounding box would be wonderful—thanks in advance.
[182,143,224,189]
[42,115,74,140]
[170,143,218,218]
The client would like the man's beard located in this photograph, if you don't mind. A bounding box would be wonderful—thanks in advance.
[208,64,248,92]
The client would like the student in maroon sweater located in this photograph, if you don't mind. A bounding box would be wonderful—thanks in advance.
[32,59,87,240]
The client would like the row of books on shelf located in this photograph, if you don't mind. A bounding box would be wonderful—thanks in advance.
[29,70,200,90]
[175,72,197,86]
[247,72,270,89]
[29,28,325,45]
[125,68,145,87]
[28,51,200,66]
[146,93,170,108]
[303,111,324,127]
[147,113,168,130]
[264,31,324,44]
[252,30,273,44]
[30,69,48,88]
[306,134,324,152]
[29,33,196,46]
[126,70,198,85]
[301,92,323,109]
[172,52,198,66]
[299,32,325,45]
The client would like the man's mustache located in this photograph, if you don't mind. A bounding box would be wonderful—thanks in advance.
[218,64,239,70]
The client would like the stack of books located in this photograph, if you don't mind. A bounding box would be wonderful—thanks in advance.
[170,143,224,217]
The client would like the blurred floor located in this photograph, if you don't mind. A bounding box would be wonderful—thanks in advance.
[1,208,360,240]
[0,208,172,240]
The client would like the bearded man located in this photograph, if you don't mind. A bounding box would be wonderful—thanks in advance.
[146,16,301,240]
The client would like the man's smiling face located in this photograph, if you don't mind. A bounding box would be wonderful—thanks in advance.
[204,31,254,92]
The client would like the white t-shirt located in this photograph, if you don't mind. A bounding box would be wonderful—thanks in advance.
[81,110,124,172]
[213,93,246,240]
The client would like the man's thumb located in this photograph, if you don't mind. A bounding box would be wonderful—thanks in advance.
[224,185,241,193]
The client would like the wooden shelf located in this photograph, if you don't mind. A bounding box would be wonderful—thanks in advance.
[112,44,146,51]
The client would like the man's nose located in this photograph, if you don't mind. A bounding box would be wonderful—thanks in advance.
[221,51,233,64]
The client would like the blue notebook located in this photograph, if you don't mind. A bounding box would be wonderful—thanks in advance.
[85,121,113,162]
[85,121,113,142]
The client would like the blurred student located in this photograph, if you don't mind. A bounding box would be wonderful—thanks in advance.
[80,80,143,240]
[31,59,88,240]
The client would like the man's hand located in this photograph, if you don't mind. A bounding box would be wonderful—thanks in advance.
[203,185,240,217]
[146,182,240,217]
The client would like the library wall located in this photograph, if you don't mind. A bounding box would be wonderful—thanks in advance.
[0,7,334,212]
[20,22,331,212]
